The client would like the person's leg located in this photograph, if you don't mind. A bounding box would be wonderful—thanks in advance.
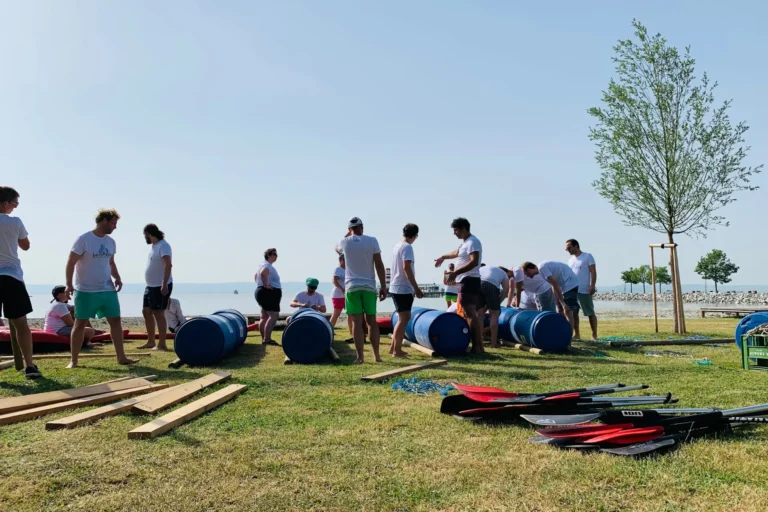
[82,326,103,348]
[562,289,579,337]
[350,314,365,363]
[538,289,557,312]
[106,316,137,365]
[463,304,484,353]
[573,313,581,340]
[346,314,354,342]
[489,309,501,348]
[8,317,35,370]
[68,319,89,367]
[391,309,411,357]
[264,311,279,344]
[152,310,169,350]
[589,315,598,340]
[330,308,341,328]
[578,293,598,340]
[138,306,156,349]
[259,309,267,339]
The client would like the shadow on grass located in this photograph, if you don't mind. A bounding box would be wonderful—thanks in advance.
[445,366,539,381]
[212,342,268,370]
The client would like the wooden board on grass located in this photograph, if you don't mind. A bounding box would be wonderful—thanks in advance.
[131,371,231,415]
[605,338,732,347]
[46,386,178,430]
[402,340,436,357]
[128,384,247,440]
[501,340,545,355]
[0,384,168,426]
[0,352,151,361]
[0,377,154,415]
[0,360,15,371]
[361,360,448,382]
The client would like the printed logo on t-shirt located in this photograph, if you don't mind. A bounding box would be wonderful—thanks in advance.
[94,244,111,259]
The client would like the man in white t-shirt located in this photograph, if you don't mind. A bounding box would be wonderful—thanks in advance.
[389,223,425,358]
[478,264,510,348]
[435,217,483,354]
[44,285,100,347]
[138,223,173,351]
[336,217,388,364]
[65,209,137,369]
[165,298,187,333]
[567,239,598,340]
[291,278,327,313]
[507,266,551,311]
[0,186,41,379]
[522,260,580,335]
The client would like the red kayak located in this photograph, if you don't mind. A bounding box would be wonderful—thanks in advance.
[0,328,128,345]
[377,317,393,334]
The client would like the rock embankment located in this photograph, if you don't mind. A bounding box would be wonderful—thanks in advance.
[594,291,768,305]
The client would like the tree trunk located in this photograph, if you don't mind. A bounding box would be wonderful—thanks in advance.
[714,281,718,293]
[642,282,646,293]
[630,283,633,293]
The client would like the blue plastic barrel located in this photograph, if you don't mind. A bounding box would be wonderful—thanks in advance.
[391,307,433,342]
[213,309,248,346]
[283,308,334,363]
[413,310,470,356]
[734,312,768,350]
[174,312,240,366]
[509,310,572,352]
[498,308,524,341]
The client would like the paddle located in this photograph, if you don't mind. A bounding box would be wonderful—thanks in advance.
[521,408,715,427]
[451,382,623,398]
[480,384,649,404]
[457,397,674,418]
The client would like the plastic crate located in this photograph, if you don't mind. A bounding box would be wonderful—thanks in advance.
[741,334,768,370]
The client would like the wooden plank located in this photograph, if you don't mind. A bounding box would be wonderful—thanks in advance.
[328,347,341,362]
[0,377,154,414]
[46,386,179,430]
[607,338,732,347]
[128,384,247,440]
[0,352,151,361]
[360,360,448,382]
[0,360,15,371]
[131,371,231,415]
[403,340,435,357]
[168,358,184,369]
[501,340,545,355]
[0,384,168,426]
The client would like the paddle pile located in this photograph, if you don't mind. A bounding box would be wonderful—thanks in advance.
[441,382,675,422]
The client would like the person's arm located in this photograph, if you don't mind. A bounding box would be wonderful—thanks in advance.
[65,252,82,295]
[374,253,387,301]
[61,313,75,327]
[547,277,567,309]
[333,275,345,293]
[17,220,30,250]
[404,260,423,299]
[500,278,510,301]
[315,296,327,313]
[109,255,123,292]
[161,255,172,295]
[434,249,459,268]
[589,264,597,295]
[451,251,480,280]
[18,238,30,251]
[515,281,523,307]
[260,267,272,289]
[290,299,304,308]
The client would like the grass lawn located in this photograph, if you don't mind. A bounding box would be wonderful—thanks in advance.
[2,317,767,511]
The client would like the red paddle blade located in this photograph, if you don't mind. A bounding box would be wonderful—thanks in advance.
[584,426,664,445]
[543,392,582,401]
[458,404,529,415]
[536,423,634,439]
[461,391,524,403]
[452,382,513,395]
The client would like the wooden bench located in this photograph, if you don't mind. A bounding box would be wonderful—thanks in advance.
[699,307,768,318]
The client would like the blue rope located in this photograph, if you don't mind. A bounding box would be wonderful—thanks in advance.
[392,377,454,396]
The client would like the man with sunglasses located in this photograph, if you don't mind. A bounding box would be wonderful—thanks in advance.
[290,278,327,313]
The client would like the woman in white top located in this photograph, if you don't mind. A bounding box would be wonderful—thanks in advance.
[444,263,458,309]
[254,248,281,346]
[44,285,101,348]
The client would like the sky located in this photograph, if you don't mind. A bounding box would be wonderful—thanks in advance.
[2,1,766,288]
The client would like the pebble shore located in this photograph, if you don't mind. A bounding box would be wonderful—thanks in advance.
[594,291,768,306]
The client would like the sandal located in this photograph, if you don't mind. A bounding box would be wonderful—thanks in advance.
[262,339,280,346]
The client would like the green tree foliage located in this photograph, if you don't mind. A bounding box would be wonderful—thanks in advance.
[654,266,672,292]
[621,267,640,293]
[694,249,739,292]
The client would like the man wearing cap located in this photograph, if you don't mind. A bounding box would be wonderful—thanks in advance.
[336,217,388,364]
[44,286,101,348]
[291,278,327,313]
[521,260,580,333]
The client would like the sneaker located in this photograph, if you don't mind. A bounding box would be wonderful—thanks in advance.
[24,365,42,379]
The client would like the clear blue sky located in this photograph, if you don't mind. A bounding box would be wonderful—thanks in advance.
[2,1,765,287]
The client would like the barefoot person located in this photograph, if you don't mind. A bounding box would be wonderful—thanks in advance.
[478,265,510,348]
[65,209,137,368]
[435,217,484,354]
[44,286,101,348]
[291,278,327,313]
[138,224,173,351]
[566,239,598,340]
[329,254,353,339]
[0,186,41,379]
[389,223,424,358]
[255,248,281,346]
[336,217,387,364]
[522,260,580,334]
[444,263,458,309]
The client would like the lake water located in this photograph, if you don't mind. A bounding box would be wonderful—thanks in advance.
[25,282,713,318]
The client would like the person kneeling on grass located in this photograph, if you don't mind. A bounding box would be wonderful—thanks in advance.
[44,286,102,348]
[291,278,327,313]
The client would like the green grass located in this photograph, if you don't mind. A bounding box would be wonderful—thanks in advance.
[2,317,768,511]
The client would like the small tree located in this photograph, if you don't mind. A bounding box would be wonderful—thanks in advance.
[655,266,672,292]
[621,267,640,293]
[694,249,738,292]
[636,265,652,293]
[588,20,761,332]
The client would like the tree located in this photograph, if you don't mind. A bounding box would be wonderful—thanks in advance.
[654,266,672,293]
[695,249,738,292]
[588,20,761,332]
[636,265,652,293]
[621,267,640,293]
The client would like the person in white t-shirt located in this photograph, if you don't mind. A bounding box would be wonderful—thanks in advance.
[507,266,551,311]
[138,223,173,351]
[65,209,137,369]
[44,285,101,348]
[0,186,41,379]
[336,217,388,364]
[291,278,327,313]
[566,239,598,340]
[165,298,187,333]
[444,263,458,308]
[255,248,282,346]
[389,223,425,358]
[434,217,483,354]
[478,264,511,348]
[522,260,580,335]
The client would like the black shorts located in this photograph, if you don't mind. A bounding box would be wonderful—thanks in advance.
[477,280,502,311]
[563,287,580,313]
[391,293,414,313]
[143,283,173,310]
[255,287,282,312]
[0,275,33,319]
[457,277,481,308]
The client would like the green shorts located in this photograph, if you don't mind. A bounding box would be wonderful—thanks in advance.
[577,293,595,317]
[74,291,121,320]
[445,292,458,301]
[345,290,377,316]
